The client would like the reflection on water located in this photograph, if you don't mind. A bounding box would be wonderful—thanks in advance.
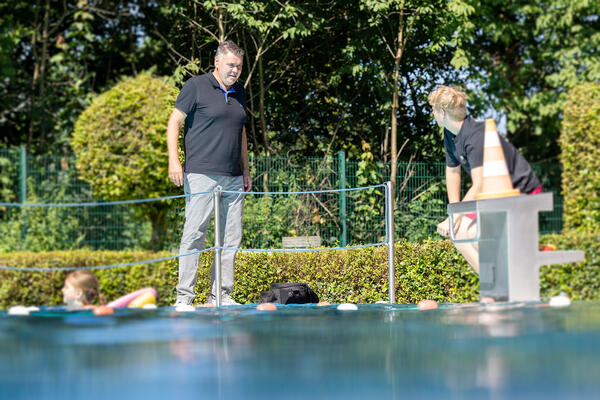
[1,303,600,400]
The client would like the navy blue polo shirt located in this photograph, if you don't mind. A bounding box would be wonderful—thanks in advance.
[444,116,540,193]
[175,71,247,176]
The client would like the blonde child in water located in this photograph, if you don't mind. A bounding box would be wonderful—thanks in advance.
[62,270,106,308]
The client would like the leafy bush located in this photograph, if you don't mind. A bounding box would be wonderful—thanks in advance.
[241,194,308,248]
[540,231,600,300]
[1,233,597,309]
[0,170,148,252]
[559,82,600,232]
[396,182,445,242]
[71,73,180,249]
[0,179,84,252]
[0,149,19,203]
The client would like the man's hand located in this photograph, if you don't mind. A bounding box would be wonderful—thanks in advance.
[243,170,252,192]
[169,159,184,187]
[437,215,463,237]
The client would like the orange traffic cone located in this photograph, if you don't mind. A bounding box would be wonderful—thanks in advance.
[476,119,520,200]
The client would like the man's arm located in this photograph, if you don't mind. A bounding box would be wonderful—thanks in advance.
[240,127,252,192]
[167,108,186,187]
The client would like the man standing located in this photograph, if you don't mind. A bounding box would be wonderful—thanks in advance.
[428,85,541,273]
[167,41,252,305]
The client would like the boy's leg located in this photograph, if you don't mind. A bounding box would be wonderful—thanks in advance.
[176,173,216,305]
[455,187,541,275]
[454,216,480,273]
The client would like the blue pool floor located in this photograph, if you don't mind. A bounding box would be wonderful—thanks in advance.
[1,302,600,400]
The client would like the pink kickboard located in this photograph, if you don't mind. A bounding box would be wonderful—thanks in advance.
[107,288,157,308]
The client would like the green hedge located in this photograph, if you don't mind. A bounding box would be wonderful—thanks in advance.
[1,234,597,308]
[540,231,600,300]
[559,82,600,232]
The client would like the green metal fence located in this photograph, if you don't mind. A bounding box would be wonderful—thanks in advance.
[0,147,563,252]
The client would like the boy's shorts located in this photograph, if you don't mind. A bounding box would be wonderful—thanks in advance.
[464,185,543,221]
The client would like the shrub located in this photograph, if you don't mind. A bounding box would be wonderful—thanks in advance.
[559,82,600,232]
[0,179,85,252]
[540,231,600,300]
[71,73,180,249]
[1,234,597,309]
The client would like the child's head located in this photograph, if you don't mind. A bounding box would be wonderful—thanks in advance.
[62,270,103,307]
[428,85,467,122]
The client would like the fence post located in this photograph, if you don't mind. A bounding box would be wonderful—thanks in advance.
[386,181,395,303]
[338,150,347,247]
[19,145,27,203]
[19,145,28,247]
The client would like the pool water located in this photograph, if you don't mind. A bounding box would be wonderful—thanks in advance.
[1,302,600,399]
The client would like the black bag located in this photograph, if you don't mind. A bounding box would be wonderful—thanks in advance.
[260,282,319,304]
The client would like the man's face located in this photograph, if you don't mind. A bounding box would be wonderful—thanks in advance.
[432,106,445,127]
[215,52,243,87]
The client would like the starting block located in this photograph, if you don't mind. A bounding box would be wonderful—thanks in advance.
[447,193,585,302]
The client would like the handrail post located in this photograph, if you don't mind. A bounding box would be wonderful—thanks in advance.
[214,186,222,307]
[385,181,395,303]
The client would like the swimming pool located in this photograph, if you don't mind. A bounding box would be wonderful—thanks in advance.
[1,302,599,399]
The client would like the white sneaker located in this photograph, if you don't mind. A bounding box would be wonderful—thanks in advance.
[222,294,240,305]
[209,293,240,306]
[174,304,195,312]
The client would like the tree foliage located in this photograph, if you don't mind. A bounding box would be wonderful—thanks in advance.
[0,0,598,169]
[71,73,179,248]
[459,0,600,163]
[0,0,160,152]
[559,82,600,232]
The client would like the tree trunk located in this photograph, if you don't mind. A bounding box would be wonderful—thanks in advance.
[217,8,226,42]
[40,0,51,149]
[259,56,271,193]
[28,0,42,149]
[390,6,405,213]
[382,126,389,162]
[149,209,168,251]
[192,2,197,60]
[241,33,261,151]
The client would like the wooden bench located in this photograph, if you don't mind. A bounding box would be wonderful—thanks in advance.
[281,236,322,249]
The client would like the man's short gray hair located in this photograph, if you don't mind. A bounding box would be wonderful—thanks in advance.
[216,41,245,58]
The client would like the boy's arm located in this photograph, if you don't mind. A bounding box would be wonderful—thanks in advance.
[460,166,483,202]
[446,165,461,203]
[438,165,461,236]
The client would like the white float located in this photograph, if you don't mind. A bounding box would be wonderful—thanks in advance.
[8,306,39,316]
[549,294,571,308]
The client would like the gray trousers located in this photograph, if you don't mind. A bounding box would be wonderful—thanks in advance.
[176,173,244,304]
